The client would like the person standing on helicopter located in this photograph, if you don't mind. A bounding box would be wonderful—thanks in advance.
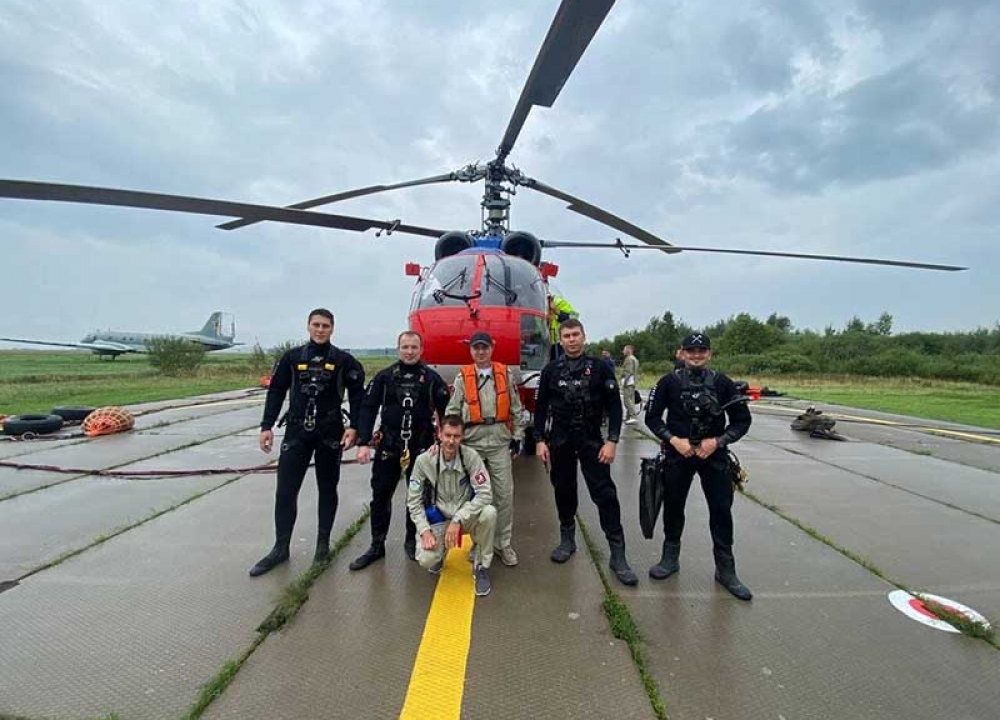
[447,331,526,568]
[349,331,450,570]
[547,293,578,360]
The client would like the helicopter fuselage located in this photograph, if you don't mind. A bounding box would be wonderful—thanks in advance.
[407,248,551,409]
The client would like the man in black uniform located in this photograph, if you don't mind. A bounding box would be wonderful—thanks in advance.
[534,319,638,586]
[644,333,753,600]
[251,308,365,577]
[349,331,450,570]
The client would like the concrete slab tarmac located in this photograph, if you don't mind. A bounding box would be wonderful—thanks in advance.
[204,456,652,720]
[584,433,1000,720]
[0,405,263,497]
[0,434,266,580]
[0,458,371,720]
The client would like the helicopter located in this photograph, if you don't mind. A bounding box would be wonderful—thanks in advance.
[0,0,968,415]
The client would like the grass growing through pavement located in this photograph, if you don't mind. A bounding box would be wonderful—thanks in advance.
[917,595,996,641]
[578,518,669,720]
[741,488,999,649]
[184,508,370,720]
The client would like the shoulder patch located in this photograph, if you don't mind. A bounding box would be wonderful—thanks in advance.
[409,478,421,491]
[473,470,488,486]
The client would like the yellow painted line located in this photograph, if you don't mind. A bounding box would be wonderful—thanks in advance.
[399,535,476,720]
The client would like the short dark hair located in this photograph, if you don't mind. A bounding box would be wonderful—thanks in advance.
[440,414,465,430]
[397,330,423,347]
[559,318,584,335]
[308,308,334,323]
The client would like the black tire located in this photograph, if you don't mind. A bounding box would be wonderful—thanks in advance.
[51,405,97,423]
[522,427,537,456]
[3,414,64,436]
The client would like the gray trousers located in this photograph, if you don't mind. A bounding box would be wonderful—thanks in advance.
[417,505,498,570]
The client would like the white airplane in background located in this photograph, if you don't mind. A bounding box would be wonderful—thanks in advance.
[1,312,241,359]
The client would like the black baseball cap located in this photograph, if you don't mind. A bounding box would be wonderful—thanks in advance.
[681,333,711,350]
[468,331,493,346]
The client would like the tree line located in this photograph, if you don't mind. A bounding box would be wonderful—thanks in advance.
[593,311,1000,385]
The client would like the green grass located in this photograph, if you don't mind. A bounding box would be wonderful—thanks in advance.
[0,351,395,416]
[578,518,669,720]
[637,371,1000,430]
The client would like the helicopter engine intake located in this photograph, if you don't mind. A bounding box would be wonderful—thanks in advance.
[434,231,474,261]
[501,231,542,266]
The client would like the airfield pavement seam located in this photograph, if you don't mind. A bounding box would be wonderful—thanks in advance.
[628,422,1000,648]
[0,422,261,503]
[182,508,370,720]
[756,438,1000,526]
[577,516,670,720]
[13,470,263,584]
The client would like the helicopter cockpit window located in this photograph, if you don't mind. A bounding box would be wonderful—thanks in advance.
[481,254,547,311]
[519,313,550,371]
[413,254,478,311]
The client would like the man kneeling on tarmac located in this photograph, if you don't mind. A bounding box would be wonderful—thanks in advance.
[406,414,497,597]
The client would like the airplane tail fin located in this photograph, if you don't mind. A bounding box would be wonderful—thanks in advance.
[197,312,236,340]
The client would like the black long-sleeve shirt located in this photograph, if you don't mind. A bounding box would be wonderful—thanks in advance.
[644,366,751,456]
[356,360,449,447]
[534,353,622,444]
[260,342,365,433]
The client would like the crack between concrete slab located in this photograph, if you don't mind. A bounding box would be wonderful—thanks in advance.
[755,438,1000,526]
[181,507,370,720]
[630,424,999,650]
[577,516,670,720]
[13,467,265,583]
[0,422,261,504]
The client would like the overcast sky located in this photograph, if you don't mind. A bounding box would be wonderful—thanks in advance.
[2,0,997,349]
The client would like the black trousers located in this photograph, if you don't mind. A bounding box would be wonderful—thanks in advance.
[274,429,343,545]
[368,444,422,546]
[550,438,625,543]
[661,453,734,547]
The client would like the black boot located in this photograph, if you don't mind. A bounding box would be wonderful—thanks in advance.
[550,523,577,563]
[649,540,681,580]
[608,539,638,586]
[349,542,386,571]
[249,542,290,577]
[313,533,332,565]
[713,545,752,601]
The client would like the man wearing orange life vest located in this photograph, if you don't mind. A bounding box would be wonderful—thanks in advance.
[446,331,526,567]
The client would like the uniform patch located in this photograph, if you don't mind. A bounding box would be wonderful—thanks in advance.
[473,470,488,486]
[409,479,421,491]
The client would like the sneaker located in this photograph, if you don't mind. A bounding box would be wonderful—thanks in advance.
[624,418,638,425]
[473,564,492,596]
[428,560,443,575]
[467,547,478,564]
[497,546,519,567]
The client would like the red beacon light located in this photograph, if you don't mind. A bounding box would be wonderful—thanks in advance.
[404,262,422,277]
[540,261,559,279]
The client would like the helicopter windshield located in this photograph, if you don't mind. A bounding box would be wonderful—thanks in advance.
[412,255,477,311]
[480,253,547,311]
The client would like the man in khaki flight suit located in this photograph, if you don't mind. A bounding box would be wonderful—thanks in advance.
[407,414,497,597]
[621,345,640,424]
[446,331,525,567]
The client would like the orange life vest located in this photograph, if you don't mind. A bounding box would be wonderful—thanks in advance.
[460,362,512,428]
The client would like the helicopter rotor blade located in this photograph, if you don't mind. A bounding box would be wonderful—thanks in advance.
[496,0,616,163]
[216,171,464,231]
[523,177,679,251]
[539,239,966,272]
[0,179,446,238]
